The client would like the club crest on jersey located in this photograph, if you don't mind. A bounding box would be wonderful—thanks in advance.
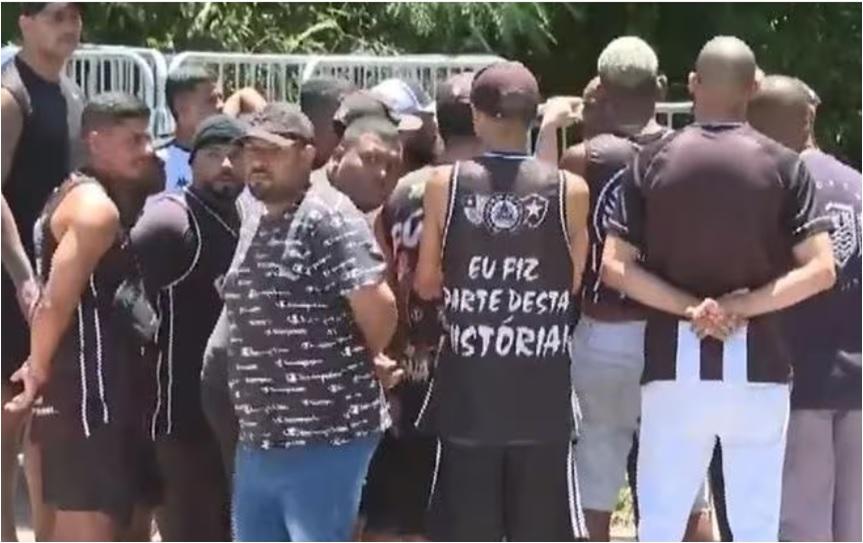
[462,193,549,233]
[826,201,860,268]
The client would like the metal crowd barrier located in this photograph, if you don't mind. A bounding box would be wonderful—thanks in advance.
[656,100,694,128]
[300,54,503,98]
[168,51,315,104]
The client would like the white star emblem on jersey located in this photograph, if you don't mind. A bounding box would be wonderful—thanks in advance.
[526,200,543,218]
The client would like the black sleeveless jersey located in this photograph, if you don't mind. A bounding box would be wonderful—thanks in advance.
[139,188,240,439]
[420,152,575,444]
[31,175,145,442]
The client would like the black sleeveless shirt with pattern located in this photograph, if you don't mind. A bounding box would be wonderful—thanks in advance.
[31,175,146,442]
[419,153,575,444]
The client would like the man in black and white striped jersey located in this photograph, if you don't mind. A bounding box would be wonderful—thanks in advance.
[131,113,246,541]
[602,36,836,541]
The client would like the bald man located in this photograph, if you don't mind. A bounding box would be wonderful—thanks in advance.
[602,37,836,540]
[750,75,862,542]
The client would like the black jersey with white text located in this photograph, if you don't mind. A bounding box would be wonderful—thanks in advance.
[421,153,575,444]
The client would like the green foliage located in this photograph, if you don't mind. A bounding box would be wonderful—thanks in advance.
[1,2,859,166]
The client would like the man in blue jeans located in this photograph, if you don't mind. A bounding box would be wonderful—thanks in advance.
[221,103,398,541]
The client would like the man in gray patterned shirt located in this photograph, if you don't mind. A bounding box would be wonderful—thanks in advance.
[220,103,397,541]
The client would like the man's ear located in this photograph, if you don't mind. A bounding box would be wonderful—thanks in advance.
[655,74,668,101]
[687,72,698,97]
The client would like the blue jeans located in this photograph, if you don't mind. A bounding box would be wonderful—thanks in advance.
[232,434,381,541]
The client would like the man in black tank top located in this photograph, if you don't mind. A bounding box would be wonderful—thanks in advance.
[5,93,165,541]
[415,61,591,541]
[131,114,245,541]
[0,3,83,540]
[360,72,483,540]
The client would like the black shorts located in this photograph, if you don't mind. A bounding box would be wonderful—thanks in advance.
[155,432,231,541]
[2,274,29,382]
[360,433,437,535]
[428,439,587,541]
[41,426,161,524]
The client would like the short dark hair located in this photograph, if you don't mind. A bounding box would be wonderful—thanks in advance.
[300,77,355,120]
[437,102,474,144]
[341,116,400,148]
[20,2,83,16]
[81,92,150,134]
[165,65,215,118]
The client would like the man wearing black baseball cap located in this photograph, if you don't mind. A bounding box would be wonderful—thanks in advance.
[300,77,356,169]
[220,103,397,541]
[131,114,246,541]
[360,72,483,541]
[1,3,84,539]
[415,61,591,540]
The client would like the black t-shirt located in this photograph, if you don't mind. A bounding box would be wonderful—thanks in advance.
[222,180,390,449]
[582,131,667,318]
[783,149,861,409]
[609,123,833,384]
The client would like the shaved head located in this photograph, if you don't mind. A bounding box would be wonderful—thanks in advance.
[696,36,757,88]
[748,75,813,151]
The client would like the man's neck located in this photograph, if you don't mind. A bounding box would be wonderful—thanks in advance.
[693,102,747,124]
[439,138,484,163]
[189,184,240,223]
[263,182,310,217]
[481,134,530,155]
[18,47,65,83]
[173,125,196,149]
[84,166,148,227]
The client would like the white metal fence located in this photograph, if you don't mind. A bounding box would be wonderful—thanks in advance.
[2,44,694,139]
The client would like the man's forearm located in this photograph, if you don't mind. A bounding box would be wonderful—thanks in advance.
[534,123,559,165]
[27,296,78,380]
[1,196,35,287]
[358,307,397,355]
[727,259,836,318]
[602,259,700,317]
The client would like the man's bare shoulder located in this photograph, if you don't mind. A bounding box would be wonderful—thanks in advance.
[53,180,120,237]
[560,142,587,175]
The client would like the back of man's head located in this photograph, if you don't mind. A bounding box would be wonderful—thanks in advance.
[694,36,757,89]
[597,36,658,93]
[748,74,812,151]
[165,65,214,118]
[596,36,661,128]
[436,72,476,146]
[300,77,356,121]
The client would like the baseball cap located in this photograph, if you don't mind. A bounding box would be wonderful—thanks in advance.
[371,78,436,116]
[332,90,422,135]
[470,61,541,122]
[239,102,315,147]
[188,114,246,164]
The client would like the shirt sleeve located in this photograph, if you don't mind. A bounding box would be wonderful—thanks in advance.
[311,204,388,298]
[780,155,834,243]
[130,197,196,292]
[606,165,646,250]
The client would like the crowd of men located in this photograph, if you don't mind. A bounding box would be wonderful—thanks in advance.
[1,3,860,542]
